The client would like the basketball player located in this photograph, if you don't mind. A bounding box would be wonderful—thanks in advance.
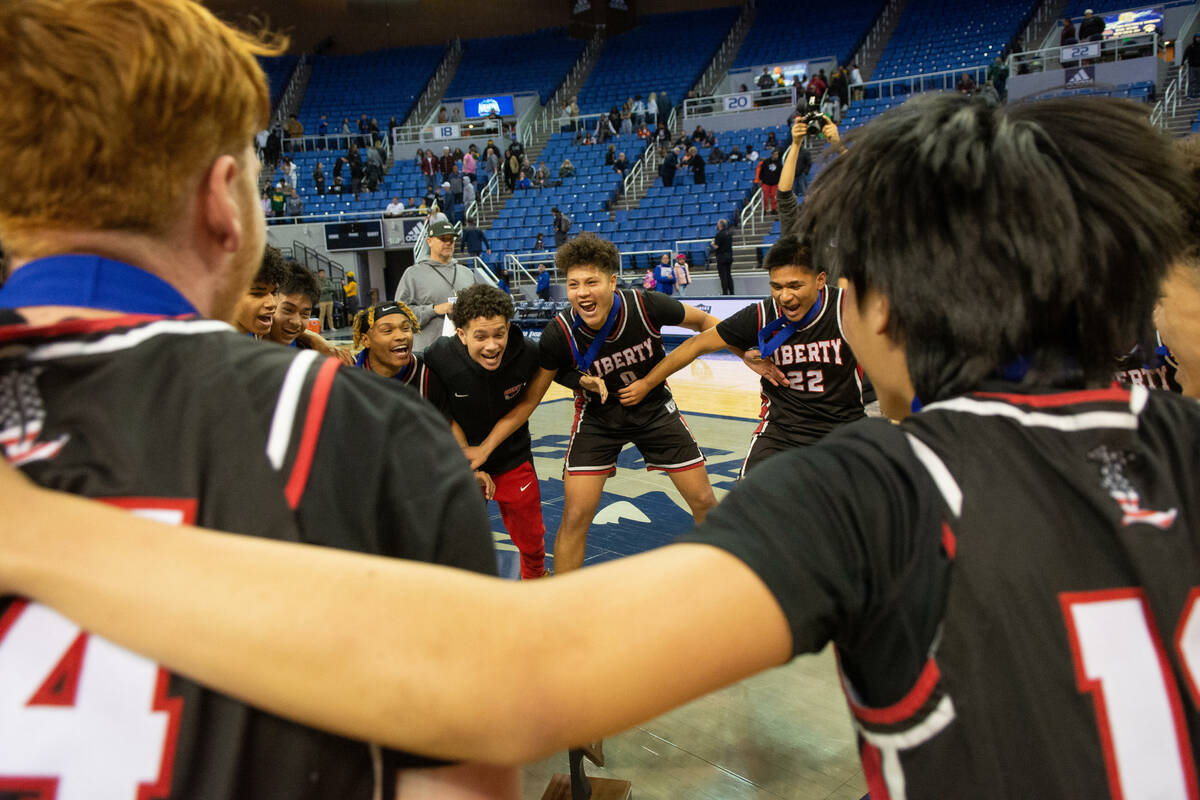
[619,235,864,475]
[0,1,514,796]
[424,284,572,579]
[231,245,287,337]
[463,233,721,574]
[352,300,448,412]
[1154,135,1200,398]
[4,96,1199,797]
[267,261,320,347]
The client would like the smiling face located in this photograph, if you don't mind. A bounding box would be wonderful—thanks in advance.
[769,265,826,322]
[269,292,314,346]
[233,281,279,337]
[566,264,618,330]
[457,315,509,371]
[365,315,414,377]
[1154,262,1200,398]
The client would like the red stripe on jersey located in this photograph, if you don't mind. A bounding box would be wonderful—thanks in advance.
[1178,589,1200,711]
[631,290,656,335]
[859,741,891,799]
[284,357,340,509]
[847,657,941,725]
[941,521,957,561]
[0,313,182,342]
[972,385,1128,408]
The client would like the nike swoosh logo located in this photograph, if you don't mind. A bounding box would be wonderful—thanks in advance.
[454,393,469,397]
[519,482,532,491]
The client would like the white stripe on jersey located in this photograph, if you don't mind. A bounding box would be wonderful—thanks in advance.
[905,434,963,517]
[924,396,1140,431]
[856,694,958,800]
[267,350,320,470]
[24,319,233,361]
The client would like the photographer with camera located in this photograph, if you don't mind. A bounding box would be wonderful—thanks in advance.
[778,113,842,237]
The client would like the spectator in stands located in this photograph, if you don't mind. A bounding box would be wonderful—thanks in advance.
[365,145,383,192]
[581,131,596,146]
[646,92,658,125]
[560,102,573,133]
[654,121,670,146]
[437,106,449,124]
[357,114,370,146]
[462,176,477,213]
[620,100,633,135]
[850,64,864,102]
[343,270,359,315]
[711,218,734,295]
[260,187,272,218]
[747,145,760,162]
[313,161,326,196]
[535,233,546,252]
[515,173,532,191]
[285,188,303,222]
[608,105,621,134]
[979,80,1000,107]
[1078,9,1105,41]
[1060,16,1077,45]
[1185,34,1200,98]
[494,264,511,293]
[463,149,476,179]
[440,181,457,222]
[756,67,774,91]
[463,220,490,260]
[552,207,572,247]
[605,144,617,166]
[660,146,679,187]
[728,145,743,162]
[832,67,850,112]
[657,91,672,126]
[654,254,676,295]
[317,269,335,332]
[317,115,328,150]
[709,141,728,164]
[692,125,713,146]
[793,142,812,196]
[279,156,296,189]
[533,162,549,190]
[535,264,551,300]
[957,73,976,94]
[613,152,629,179]
[451,108,461,123]
[416,148,433,188]
[348,154,364,199]
[385,197,405,218]
[673,253,691,296]
[329,175,345,197]
[448,166,464,208]
[637,122,650,139]
[989,58,1009,101]
[642,266,656,291]
[807,71,827,99]
[683,146,706,185]
[485,147,500,181]
[764,131,778,151]
[270,182,287,218]
[427,198,448,226]
[438,146,455,185]
[633,95,646,127]
[757,149,782,213]
[559,158,576,178]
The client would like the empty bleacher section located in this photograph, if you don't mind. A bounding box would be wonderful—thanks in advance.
[871,0,1037,79]
[297,45,445,133]
[732,0,886,69]
[444,30,586,105]
[260,55,299,109]
[575,8,739,115]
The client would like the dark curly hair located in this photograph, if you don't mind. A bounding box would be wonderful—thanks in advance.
[451,284,513,328]
[254,245,289,289]
[762,235,816,273]
[555,231,620,276]
[279,262,320,305]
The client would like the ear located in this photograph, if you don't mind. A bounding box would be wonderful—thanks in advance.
[200,155,244,254]
[456,327,468,346]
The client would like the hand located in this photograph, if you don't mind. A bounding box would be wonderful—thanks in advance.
[742,348,787,387]
[332,346,355,366]
[433,302,454,315]
[474,470,495,501]
[617,378,651,407]
[579,374,609,403]
[821,120,840,145]
[463,445,489,470]
[791,118,807,145]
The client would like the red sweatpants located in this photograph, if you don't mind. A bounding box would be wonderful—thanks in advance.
[492,460,547,579]
[761,183,778,212]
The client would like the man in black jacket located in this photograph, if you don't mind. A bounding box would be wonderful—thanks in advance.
[424,285,565,579]
[1184,33,1200,98]
[711,218,735,295]
[1078,9,1105,41]
[659,146,679,187]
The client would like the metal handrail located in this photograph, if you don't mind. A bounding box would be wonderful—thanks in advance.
[864,64,991,99]
[683,86,799,120]
[739,184,763,231]
[504,253,553,287]
[1006,32,1159,76]
[621,137,656,197]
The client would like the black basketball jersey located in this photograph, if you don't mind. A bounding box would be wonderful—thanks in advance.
[539,289,686,429]
[1114,336,1181,393]
[0,313,497,799]
[354,349,448,414]
[716,288,864,445]
[680,383,1200,798]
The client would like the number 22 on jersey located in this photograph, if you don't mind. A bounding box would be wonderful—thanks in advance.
[0,500,191,800]
[1062,588,1200,800]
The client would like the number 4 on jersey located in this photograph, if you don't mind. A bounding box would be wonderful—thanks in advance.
[0,500,189,800]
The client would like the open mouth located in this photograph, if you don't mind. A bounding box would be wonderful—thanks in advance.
[577,300,597,315]
[256,314,274,330]
[390,344,410,358]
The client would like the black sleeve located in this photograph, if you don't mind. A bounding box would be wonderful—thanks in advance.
[421,367,452,420]
[675,421,948,706]
[715,302,761,351]
[639,290,686,328]
[555,367,582,391]
[538,317,571,371]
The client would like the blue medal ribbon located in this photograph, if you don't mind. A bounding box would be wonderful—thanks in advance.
[568,291,622,373]
[0,255,198,315]
[357,349,415,383]
[757,289,824,358]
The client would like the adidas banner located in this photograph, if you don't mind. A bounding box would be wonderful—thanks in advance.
[1065,66,1095,88]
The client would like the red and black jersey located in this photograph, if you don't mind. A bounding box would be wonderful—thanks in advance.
[680,383,1200,798]
[716,288,864,446]
[354,349,449,415]
[538,289,686,429]
[1114,336,1181,393]
[0,313,497,799]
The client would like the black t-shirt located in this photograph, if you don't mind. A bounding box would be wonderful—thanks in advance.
[356,351,449,417]
[0,313,497,799]
[759,159,782,186]
[680,384,1200,797]
[716,290,864,445]
[712,228,733,258]
[424,322,540,476]
[539,289,685,429]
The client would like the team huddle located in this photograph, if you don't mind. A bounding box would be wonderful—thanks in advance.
[1,1,1199,799]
